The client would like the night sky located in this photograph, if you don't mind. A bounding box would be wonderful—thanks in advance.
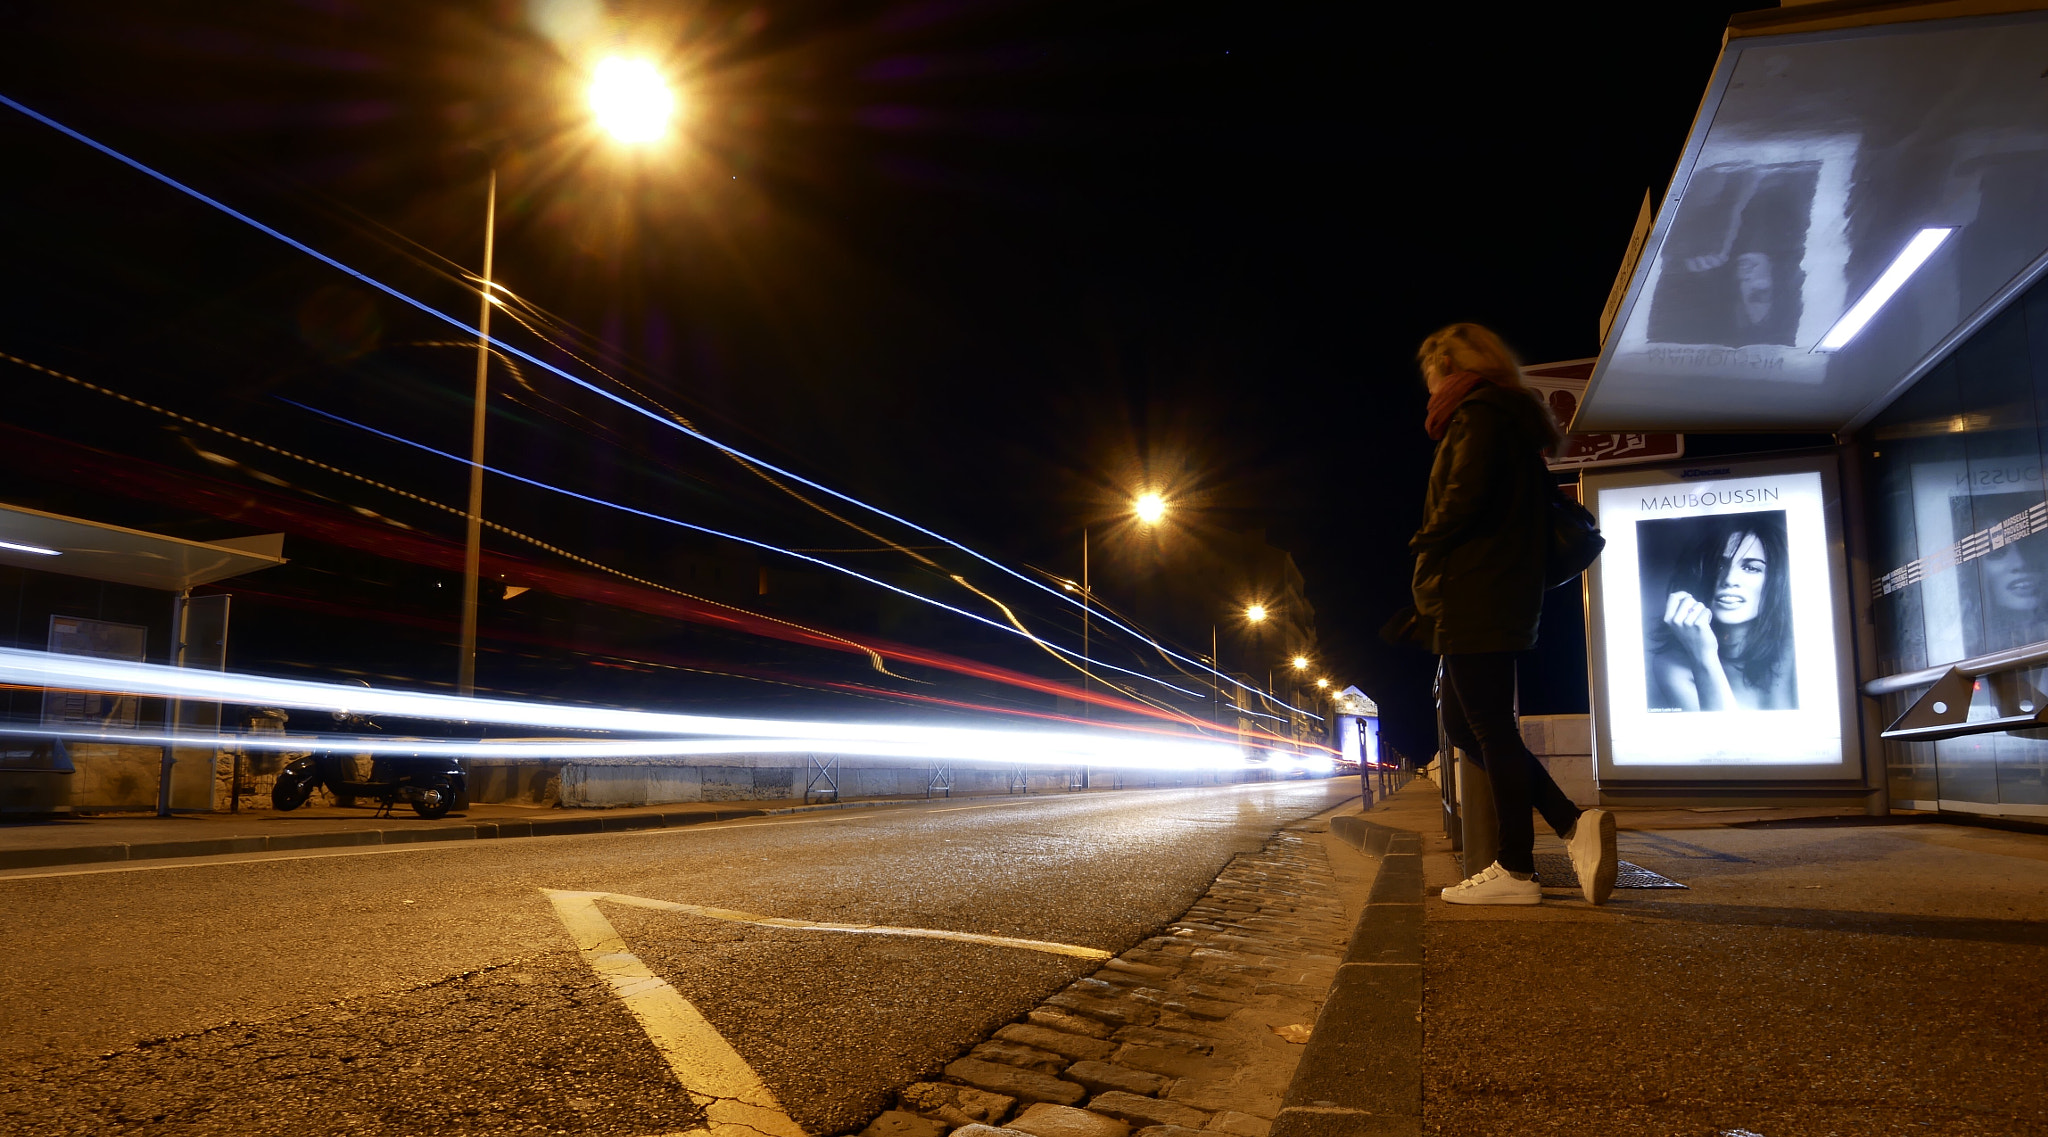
[0,0,1762,756]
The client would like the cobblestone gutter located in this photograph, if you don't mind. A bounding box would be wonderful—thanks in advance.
[862,825,1364,1137]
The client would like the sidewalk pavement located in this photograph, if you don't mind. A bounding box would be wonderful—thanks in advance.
[0,795,942,872]
[1332,783,2048,1136]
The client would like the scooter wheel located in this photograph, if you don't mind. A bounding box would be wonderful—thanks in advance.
[272,774,313,812]
[412,781,454,820]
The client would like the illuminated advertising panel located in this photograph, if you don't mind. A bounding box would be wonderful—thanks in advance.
[1584,455,1860,782]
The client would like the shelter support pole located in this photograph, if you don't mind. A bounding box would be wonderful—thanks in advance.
[157,587,191,817]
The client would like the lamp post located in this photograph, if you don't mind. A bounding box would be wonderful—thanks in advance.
[456,169,497,698]
[455,56,677,697]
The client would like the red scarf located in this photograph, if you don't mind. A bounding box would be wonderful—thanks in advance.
[1424,370,1509,440]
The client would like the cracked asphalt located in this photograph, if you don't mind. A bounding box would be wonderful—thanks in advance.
[0,780,1356,1136]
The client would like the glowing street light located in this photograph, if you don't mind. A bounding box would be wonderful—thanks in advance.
[459,49,684,698]
[589,57,677,144]
[1133,491,1168,526]
[1315,678,1330,689]
[1291,655,1310,671]
[1245,604,1268,624]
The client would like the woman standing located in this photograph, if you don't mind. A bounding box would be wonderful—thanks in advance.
[1409,323,1618,906]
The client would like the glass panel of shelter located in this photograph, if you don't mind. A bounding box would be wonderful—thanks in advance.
[1864,275,2048,809]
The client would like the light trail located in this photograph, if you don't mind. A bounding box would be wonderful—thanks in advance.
[283,399,1215,704]
[0,93,1319,721]
[3,725,1254,768]
[0,348,907,678]
[0,649,1255,768]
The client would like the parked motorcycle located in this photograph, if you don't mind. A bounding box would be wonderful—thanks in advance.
[271,708,465,820]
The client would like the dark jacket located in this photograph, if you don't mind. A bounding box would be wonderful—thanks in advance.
[1410,384,1553,655]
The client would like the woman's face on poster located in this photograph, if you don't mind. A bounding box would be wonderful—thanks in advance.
[1712,532,1768,625]
[1735,252,1774,324]
[1982,540,2045,614]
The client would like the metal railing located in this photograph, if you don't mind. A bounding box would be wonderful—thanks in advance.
[1863,637,2048,742]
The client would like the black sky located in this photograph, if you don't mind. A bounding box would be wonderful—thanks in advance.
[1,0,1760,755]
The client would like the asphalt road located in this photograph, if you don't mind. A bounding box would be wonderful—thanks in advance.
[0,780,1357,1137]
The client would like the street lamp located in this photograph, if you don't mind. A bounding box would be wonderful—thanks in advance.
[1245,604,1268,624]
[1133,491,1168,526]
[589,57,677,143]
[1291,655,1309,671]
[457,55,679,697]
[1316,677,1330,689]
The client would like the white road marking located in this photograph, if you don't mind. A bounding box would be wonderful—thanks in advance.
[546,889,807,1137]
[542,889,1111,1135]
[598,890,1113,960]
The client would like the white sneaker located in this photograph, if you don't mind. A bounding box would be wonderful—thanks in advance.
[1566,808,1618,905]
[1440,861,1541,906]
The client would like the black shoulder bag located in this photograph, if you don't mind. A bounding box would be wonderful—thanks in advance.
[1542,466,1604,589]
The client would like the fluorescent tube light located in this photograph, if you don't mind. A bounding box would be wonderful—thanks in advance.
[0,540,60,556]
[1813,227,1955,352]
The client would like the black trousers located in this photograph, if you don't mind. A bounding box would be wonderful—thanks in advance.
[1441,652,1582,874]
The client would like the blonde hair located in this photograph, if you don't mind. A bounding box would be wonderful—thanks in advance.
[1416,322,1564,450]
[1416,322,1526,387]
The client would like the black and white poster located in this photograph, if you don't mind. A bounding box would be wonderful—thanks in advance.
[1637,510,1798,712]
[1588,463,1851,770]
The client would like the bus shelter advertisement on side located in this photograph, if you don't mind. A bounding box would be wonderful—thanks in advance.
[1589,463,1852,771]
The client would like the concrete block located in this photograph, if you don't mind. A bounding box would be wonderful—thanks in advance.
[377,827,477,845]
[1342,905,1422,967]
[971,1040,1069,1075]
[1520,714,1590,755]
[899,1081,1015,1125]
[1266,817,1424,1137]
[1109,1026,1214,1055]
[1007,1104,1131,1137]
[1028,1009,1116,1040]
[944,1058,1086,1106]
[1085,1092,1208,1131]
[1270,1111,1419,1137]
[527,817,604,837]
[137,836,267,860]
[1535,752,1598,808]
[862,1110,949,1137]
[1108,1046,1227,1079]
[1046,992,1158,1027]
[1162,996,1238,1021]
[0,843,129,870]
[1102,958,1178,981]
[1063,1061,1168,1097]
[267,829,382,851]
[996,1024,1117,1063]
[1205,1112,1271,1137]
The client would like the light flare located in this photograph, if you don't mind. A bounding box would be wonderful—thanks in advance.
[589,57,676,144]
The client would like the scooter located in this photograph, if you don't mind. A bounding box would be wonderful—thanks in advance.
[271,710,465,820]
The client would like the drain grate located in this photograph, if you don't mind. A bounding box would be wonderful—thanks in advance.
[1531,852,1688,890]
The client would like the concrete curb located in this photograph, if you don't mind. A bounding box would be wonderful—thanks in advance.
[0,797,950,872]
[1273,817,1424,1137]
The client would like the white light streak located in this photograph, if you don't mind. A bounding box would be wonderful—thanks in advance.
[0,650,1262,769]
[0,94,1325,721]
[0,540,60,556]
[1814,228,1955,353]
